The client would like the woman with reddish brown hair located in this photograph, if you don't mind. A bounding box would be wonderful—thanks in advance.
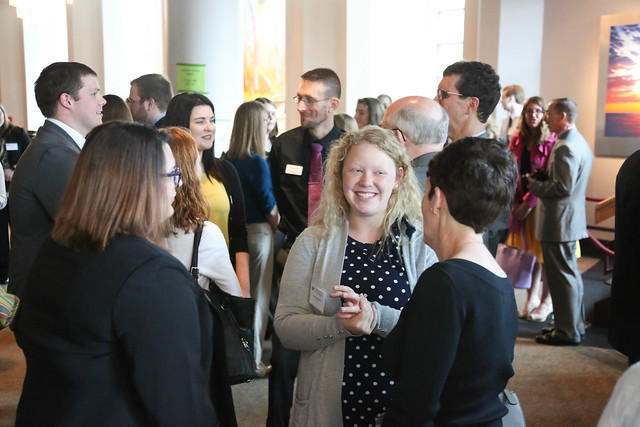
[163,126,242,297]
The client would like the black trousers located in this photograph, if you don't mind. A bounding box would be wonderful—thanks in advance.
[266,332,300,427]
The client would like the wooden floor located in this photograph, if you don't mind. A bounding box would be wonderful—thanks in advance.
[0,256,627,427]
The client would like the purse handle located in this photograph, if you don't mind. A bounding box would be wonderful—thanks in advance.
[190,227,203,281]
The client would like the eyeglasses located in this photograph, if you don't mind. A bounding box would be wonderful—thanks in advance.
[293,96,331,107]
[126,97,145,104]
[436,89,467,100]
[524,108,544,115]
[164,166,182,189]
[391,128,406,143]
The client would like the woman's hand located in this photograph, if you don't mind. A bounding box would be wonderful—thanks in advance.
[512,202,532,220]
[330,285,377,335]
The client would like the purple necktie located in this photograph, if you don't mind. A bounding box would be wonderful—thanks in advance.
[308,143,323,225]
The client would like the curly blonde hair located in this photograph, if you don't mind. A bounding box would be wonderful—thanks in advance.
[311,126,422,243]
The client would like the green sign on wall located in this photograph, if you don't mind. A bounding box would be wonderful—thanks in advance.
[176,63,206,94]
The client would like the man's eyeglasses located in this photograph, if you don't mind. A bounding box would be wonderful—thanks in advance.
[164,166,182,189]
[436,89,467,101]
[293,96,331,107]
[391,128,407,143]
[126,97,145,104]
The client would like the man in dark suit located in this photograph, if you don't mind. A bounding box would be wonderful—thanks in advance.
[435,60,509,256]
[8,62,105,300]
[609,149,640,364]
[528,98,593,346]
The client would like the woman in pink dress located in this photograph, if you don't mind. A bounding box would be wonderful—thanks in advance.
[508,96,556,322]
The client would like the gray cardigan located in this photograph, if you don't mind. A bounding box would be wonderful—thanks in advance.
[274,221,438,426]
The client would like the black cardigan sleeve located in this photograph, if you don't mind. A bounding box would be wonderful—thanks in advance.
[2,125,31,168]
[217,158,249,261]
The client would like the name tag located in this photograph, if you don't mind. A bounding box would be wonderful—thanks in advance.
[5,143,18,151]
[310,286,327,312]
[285,164,303,176]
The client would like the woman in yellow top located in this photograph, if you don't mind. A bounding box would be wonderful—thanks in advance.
[164,93,250,296]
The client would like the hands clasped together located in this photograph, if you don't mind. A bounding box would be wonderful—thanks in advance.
[330,285,377,336]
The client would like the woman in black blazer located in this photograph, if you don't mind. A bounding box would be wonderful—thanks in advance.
[12,122,234,426]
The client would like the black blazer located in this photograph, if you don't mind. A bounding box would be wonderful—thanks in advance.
[0,123,31,172]
[13,235,235,426]
[8,120,80,300]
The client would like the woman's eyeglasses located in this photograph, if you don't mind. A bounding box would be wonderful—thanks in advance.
[164,166,182,189]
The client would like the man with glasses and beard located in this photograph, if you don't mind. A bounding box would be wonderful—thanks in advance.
[268,67,344,427]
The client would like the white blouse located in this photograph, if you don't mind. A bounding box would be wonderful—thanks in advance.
[164,221,242,297]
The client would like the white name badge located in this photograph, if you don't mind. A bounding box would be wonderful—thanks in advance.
[285,164,303,176]
[310,286,327,312]
[5,143,18,151]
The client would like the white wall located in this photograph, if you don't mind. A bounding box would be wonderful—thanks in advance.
[166,0,243,154]
[285,0,347,131]
[496,0,543,97]
[102,0,164,99]
[0,2,28,129]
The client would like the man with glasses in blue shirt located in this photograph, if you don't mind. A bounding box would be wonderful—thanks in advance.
[435,61,509,256]
[268,67,343,427]
[127,74,173,126]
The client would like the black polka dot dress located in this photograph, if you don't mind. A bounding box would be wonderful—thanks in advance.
[341,236,410,427]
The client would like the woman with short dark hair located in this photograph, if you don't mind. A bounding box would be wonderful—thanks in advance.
[13,122,223,425]
[383,137,519,426]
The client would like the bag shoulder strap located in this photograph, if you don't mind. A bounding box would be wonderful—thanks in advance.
[190,227,203,280]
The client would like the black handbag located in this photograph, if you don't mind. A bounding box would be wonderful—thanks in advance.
[191,228,256,385]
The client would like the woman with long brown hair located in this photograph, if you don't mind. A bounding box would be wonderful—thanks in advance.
[13,122,222,425]
[508,96,556,321]
[225,101,278,377]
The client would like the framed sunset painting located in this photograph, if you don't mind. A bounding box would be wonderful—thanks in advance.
[595,13,640,157]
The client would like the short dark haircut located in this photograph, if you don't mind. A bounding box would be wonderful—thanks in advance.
[52,122,171,251]
[550,97,578,123]
[503,85,525,104]
[443,61,501,124]
[428,137,517,233]
[35,62,97,118]
[130,74,173,111]
[301,68,341,99]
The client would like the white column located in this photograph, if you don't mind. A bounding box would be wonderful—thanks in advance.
[22,1,69,130]
[166,0,243,154]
